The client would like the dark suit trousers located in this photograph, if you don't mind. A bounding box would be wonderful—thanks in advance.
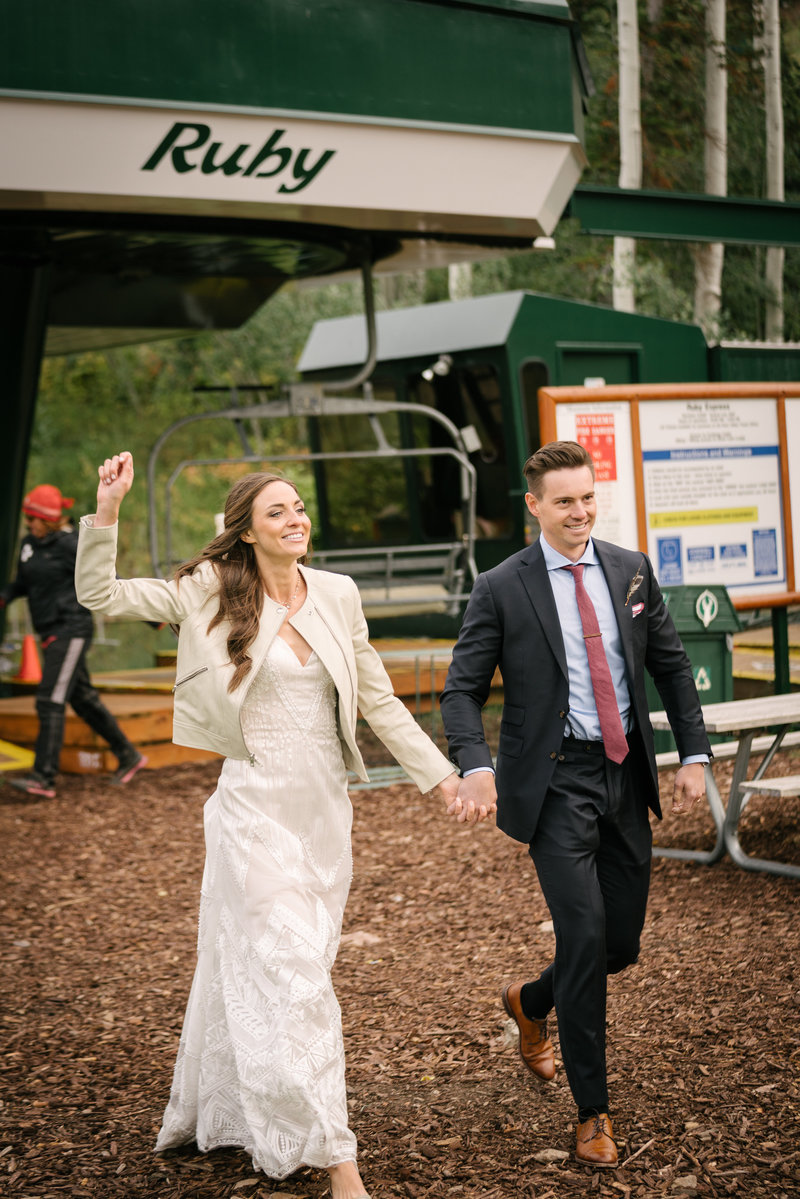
[528,738,652,1112]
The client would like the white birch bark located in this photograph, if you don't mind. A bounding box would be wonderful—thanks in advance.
[756,0,784,341]
[613,0,641,312]
[693,0,727,340]
[447,262,473,302]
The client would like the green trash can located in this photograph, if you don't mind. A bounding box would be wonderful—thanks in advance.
[645,584,741,754]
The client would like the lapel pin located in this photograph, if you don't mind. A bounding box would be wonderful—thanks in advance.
[625,558,644,607]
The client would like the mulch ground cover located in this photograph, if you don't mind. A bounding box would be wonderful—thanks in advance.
[2,743,800,1199]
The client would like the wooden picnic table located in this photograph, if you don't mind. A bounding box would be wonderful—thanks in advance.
[649,692,800,879]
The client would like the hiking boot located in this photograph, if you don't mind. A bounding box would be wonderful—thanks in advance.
[110,752,148,785]
[6,773,56,799]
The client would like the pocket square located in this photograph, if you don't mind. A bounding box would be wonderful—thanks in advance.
[632,602,644,617]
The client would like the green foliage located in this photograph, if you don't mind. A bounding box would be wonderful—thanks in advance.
[498,220,616,307]
[568,0,800,339]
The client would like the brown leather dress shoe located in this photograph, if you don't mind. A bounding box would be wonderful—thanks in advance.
[575,1113,618,1168]
[501,982,555,1081]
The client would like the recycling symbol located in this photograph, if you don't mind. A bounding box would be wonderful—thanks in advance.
[694,666,712,692]
[695,589,719,629]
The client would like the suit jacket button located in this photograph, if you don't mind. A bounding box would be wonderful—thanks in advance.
[549,751,557,760]
[559,710,566,718]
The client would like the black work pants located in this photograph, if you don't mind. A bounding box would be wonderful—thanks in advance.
[34,635,135,784]
[528,739,652,1113]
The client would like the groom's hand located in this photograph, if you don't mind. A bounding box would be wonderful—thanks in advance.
[448,771,497,825]
[672,761,706,814]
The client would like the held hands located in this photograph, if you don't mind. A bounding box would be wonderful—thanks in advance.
[436,770,497,825]
[95,451,135,527]
[671,761,706,814]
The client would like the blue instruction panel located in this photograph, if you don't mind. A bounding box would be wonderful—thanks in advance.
[639,398,786,596]
[752,528,778,578]
[686,545,715,574]
[657,536,683,584]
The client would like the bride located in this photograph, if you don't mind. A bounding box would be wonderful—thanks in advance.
[76,452,494,1199]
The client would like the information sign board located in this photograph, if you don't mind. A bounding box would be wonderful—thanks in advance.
[540,383,799,608]
[786,397,800,594]
[639,398,784,595]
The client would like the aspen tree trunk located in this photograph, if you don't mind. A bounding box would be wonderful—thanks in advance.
[613,0,641,312]
[693,0,727,339]
[756,0,784,341]
[448,262,473,301]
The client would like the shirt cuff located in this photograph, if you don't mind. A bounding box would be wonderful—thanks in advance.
[463,766,496,776]
[681,754,709,765]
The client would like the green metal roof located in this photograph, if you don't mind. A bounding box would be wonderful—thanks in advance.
[435,1,571,16]
[1,1,590,353]
[1,0,587,134]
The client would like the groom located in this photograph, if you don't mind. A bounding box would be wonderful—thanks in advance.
[440,440,710,1167]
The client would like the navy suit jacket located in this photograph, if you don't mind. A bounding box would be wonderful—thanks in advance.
[439,537,711,844]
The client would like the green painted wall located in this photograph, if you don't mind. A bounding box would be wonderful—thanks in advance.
[709,344,800,383]
[505,293,709,386]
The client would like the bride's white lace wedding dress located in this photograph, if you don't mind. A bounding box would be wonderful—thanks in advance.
[155,632,357,1177]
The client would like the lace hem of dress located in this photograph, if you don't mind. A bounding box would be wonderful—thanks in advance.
[155,1107,357,1178]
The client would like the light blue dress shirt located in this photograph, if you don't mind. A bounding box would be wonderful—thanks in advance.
[540,534,631,740]
[541,535,706,764]
[464,533,708,774]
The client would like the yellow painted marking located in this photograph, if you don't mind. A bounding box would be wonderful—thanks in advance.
[0,739,35,772]
[649,507,758,528]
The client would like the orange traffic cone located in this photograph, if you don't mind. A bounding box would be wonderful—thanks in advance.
[14,634,42,684]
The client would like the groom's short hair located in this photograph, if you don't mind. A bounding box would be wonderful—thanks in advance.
[523,440,595,498]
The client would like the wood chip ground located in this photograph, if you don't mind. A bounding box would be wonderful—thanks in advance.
[2,746,799,1198]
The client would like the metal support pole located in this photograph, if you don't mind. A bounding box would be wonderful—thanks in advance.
[0,248,52,600]
[771,607,791,694]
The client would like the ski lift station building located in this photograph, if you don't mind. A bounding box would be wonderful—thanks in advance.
[297,291,800,600]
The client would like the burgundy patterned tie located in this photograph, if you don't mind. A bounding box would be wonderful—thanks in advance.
[563,564,629,764]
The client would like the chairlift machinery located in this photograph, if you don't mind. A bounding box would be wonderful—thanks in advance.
[147,265,479,632]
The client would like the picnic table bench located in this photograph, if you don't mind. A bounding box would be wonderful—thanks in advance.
[650,692,800,879]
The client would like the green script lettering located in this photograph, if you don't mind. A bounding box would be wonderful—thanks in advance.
[141,123,335,191]
[201,142,252,176]
[242,130,292,178]
[278,148,336,193]
[142,122,211,173]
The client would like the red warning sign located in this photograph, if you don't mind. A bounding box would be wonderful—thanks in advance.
[575,413,617,482]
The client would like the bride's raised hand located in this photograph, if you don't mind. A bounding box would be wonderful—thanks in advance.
[95,451,135,526]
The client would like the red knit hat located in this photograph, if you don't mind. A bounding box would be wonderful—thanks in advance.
[22,484,75,523]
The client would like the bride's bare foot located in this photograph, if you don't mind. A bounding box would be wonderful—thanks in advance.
[327,1159,370,1199]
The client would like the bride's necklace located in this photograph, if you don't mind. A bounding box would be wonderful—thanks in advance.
[265,573,302,611]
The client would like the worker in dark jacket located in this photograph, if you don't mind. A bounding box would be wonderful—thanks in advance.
[1,484,146,799]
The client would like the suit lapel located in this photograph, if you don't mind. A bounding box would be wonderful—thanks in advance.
[517,542,569,682]
[594,540,637,679]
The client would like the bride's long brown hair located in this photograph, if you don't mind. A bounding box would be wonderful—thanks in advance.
[175,472,308,692]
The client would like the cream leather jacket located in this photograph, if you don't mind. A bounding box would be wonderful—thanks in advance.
[75,518,453,793]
